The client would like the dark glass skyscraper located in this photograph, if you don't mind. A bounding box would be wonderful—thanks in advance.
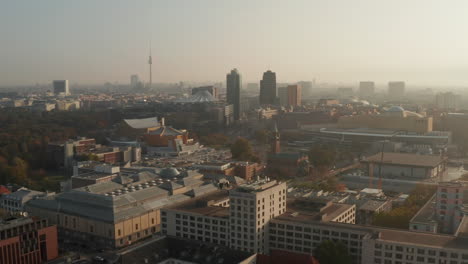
[226,68,241,120]
[259,70,277,105]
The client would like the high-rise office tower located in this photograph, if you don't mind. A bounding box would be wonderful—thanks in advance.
[227,69,241,120]
[359,81,375,97]
[286,84,301,107]
[259,70,277,105]
[388,81,405,100]
[53,80,70,96]
[130,75,139,89]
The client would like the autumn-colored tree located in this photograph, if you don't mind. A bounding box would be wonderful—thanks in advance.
[373,184,436,229]
[230,137,260,162]
[308,145,337,170]
[254,129,271,145]
[200,133,229,148]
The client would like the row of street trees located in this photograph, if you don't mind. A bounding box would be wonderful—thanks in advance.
[373,184,436,229]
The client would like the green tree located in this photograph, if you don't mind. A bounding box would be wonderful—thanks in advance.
[254,129,271,145]
[373,184,436,229]
[199,133,229,148]
[314,240,352,264]
[230,137,259,162]
[308,145,337,169]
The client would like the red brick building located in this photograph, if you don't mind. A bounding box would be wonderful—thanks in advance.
[0,217,58,263]
[194,162,262,181]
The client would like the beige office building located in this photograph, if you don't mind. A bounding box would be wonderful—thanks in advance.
[162,180,355,255]
[229,180,287,253]
[25,173,217,249]
[338,106,433,133]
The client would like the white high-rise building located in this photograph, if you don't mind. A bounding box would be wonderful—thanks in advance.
[229,180,287,254]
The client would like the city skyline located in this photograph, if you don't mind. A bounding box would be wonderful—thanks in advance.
[2,0,468,86]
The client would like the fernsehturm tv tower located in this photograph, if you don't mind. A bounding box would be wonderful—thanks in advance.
[148,47,152,89]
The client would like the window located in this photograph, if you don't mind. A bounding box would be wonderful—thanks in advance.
[118,229,121,236]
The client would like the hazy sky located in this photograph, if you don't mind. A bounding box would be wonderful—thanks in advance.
[2,0,468,86]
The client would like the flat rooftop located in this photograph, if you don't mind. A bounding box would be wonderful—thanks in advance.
[359,200,388,211]
[72,171,115,180]
[118,236,254,264]
[0,217,34,231]
[165,190,230,218]
[275,199,354,223]
[377,228,468,249]
[410,195,436,224]
[269,219,468,251]
[196,162,231,166]
[363,152,443,168]
[234,180,283,193]
[319,128,450,139]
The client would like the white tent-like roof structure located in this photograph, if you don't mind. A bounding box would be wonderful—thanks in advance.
[124,117,160,129]
[176,90,217,103]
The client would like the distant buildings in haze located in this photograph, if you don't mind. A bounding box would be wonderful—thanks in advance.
[435,92,460,110]
[130,75,139,89]
[388,81,405,100]
[297,81,313,98]
[359,81,375,97]
[53,80,70,96]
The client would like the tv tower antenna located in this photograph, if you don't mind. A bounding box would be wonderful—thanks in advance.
[148,40,152,89]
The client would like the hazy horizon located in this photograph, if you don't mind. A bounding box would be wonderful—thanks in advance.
[2,0,468,86]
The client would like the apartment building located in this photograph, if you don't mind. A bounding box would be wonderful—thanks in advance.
[269,221,367,264]
[162,180,356,255]
[162,190,230,246]
[0,217,58,263]
[362,228,468,264]
[436,182,468,233]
